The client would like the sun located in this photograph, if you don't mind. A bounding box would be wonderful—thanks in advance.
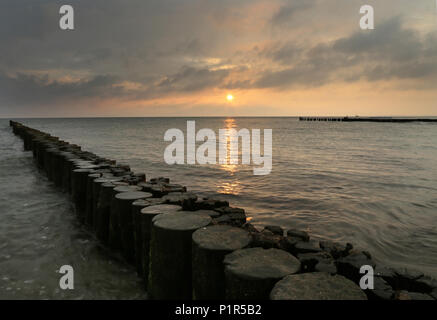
[226,94,234,102]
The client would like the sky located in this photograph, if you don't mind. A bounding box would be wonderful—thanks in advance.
[0,0,436,117]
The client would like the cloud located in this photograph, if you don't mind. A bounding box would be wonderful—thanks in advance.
[252,16,437,89]
[158,66,230,92]
[0,72,122,107]
[270,0,316,26]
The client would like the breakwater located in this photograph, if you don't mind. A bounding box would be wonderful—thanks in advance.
[299,117,437,123]
[9,120,437,300]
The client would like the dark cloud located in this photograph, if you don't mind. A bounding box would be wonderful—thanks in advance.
[158,66,230,92]
[0,0,435,115]
[0,72,122,107]
[270,0,316,26]
[252,17,437,89]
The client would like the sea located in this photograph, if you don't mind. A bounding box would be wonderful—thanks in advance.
[1,117,436,299]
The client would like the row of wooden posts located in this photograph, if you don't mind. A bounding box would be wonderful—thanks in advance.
[9,120,314,300]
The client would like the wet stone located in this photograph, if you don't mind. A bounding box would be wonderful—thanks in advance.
[251,229,283,249]
[162,192,197,206]
[394,291,434,300]
[366,277,395,300]
[286,229,310,242]
[294,240,322,254]
[194,198,229,210]
[320,240,353,259]
[264,225,284,236]
[337,250,376,283]
[214,208,246,227]
[270,272,367,300]
[297,252,333,273]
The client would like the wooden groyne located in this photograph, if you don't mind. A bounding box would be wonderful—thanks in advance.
[299,117,437,123]
[9,120,437,300]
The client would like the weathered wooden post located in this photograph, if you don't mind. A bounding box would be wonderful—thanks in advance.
[85,172,102,227]
[71,168,93,222]
[192,225,252,300]
[148,212,211,299]
[107,187,142,253]
[118,191,153,263]
[137,204,182,287]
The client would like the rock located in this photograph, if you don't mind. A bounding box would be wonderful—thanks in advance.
[214,209,246,227]
[415,275,437,293]
[150,177,170,184]
[319,240,353,259]
[214,206,245,216]
[270,272,367,300]
[279,236,299,253]
[388,267,425,292]
[297,252,332,271]
[251,230,283,249]
[264,225,284,236]
[224,247,301,299]
[394,290,434,300]
[365,277,395,300]
[241,223,260,234]
[286,229,310,242]
[294,240,322,254]
[431,289,437,300]
[336,250,376,283]
[194,198,229,210]
[315,260,337,275]
[162,192,197,209]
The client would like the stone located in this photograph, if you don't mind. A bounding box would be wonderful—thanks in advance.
[319,240,353,259]
[394,290,434,300]
[251,230,283,249]
[224,247,301,299]
[365,277,395,300]
[297,252,334,273]
[286,229,310,242]
[162,192,198,209]
[270,272,367,300]
[264,225,284,236]
[294,240,322,254]
[337,250,376,283]
[194,198,229,210]
[214,209,246,227]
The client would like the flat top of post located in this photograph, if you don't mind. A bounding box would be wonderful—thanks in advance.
[224,247,301,280]
[193,225,252,251]
[115,191,152,201]
[153,212,211,231]
[141,204,182,215]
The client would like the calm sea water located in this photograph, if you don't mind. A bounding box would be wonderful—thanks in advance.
[1,117,437,298]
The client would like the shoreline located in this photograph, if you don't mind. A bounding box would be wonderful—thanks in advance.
[8,120,437,300]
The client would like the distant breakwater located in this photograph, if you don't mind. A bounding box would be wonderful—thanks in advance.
[299,117,437,123]
[9,120,437,300]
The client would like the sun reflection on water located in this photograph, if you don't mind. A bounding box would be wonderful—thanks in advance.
[216,118,242,195]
